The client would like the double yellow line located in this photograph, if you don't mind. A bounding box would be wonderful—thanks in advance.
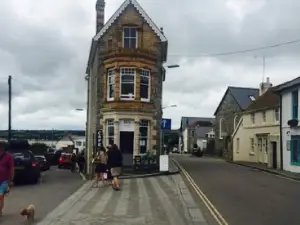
[174,159,229,225]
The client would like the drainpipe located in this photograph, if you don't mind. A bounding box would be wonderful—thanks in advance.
[279,94,283,170]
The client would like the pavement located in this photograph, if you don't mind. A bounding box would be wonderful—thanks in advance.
[0,166,85,225]
[231,160,300,181]
[36,174,208,225]
[173,154,300,225]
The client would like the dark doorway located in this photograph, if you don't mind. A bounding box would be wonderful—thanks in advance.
[272,142,277,169]
[120,131,134,166]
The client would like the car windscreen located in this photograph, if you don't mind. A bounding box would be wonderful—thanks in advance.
[10,151,33,160]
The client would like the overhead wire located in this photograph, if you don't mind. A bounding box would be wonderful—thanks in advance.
[168,38,300,58]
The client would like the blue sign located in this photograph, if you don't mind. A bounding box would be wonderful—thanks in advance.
[161,118,171,130]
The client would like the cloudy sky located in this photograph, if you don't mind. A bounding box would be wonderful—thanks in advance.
[0,0,300,130]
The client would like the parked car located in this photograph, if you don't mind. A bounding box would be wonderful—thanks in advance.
[45,149,63,165]
[58,153,72,169]
[34,155,50,171]
[6,140,41,184]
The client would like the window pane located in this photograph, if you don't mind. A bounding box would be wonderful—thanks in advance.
[109,84,114,98]
[140,84,149,99]
[130,28,137,37]
[129,38,136,48]
[108,137,114,145]
[141,76,149,85]
[124,38,130,48]
[108,126,114,136]
[140,138,147,154]
[124,28,130,37]
[121,83,134,95]
[108,75,114,84]
[121,75,134,82]
[140,126,148,137]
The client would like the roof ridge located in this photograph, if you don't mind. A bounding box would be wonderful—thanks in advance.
[228,86,259,90]
[93,0,167,42]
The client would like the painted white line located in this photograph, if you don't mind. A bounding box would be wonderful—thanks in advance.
[173,159,229,225]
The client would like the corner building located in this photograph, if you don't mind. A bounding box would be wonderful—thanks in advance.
[86,0,168,169]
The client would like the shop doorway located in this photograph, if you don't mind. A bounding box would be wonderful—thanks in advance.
[120,131,134,166]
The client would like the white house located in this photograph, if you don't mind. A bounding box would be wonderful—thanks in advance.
[275,76,300,173]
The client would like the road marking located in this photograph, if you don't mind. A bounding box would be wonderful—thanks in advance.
[173,159,229,225]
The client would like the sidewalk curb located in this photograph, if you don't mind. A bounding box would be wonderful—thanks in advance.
[229,161,300,182]
[120,170,180,179]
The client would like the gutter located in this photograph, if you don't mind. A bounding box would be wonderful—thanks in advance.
[279,94,283,170]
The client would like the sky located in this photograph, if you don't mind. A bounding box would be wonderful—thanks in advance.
[0,0,300,130]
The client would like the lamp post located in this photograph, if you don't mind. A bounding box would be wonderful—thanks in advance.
[160,104,177,155]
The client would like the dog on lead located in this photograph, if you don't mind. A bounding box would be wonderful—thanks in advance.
[20,204,35,223]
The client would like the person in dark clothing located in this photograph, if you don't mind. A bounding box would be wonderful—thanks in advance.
[77,152,85,173]
[70,152,77,172]
[106,144,123,190]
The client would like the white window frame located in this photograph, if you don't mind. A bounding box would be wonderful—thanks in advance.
[251,113,255,124]
[219,118,223,139]
[139,120,149,154]
[250,138,254,154]
[262,111,266,122]
[120,67,135,100]
[106,119,114,146]
[107,69,115,101]
[123,27,138,48]
[140,69,150,102]
[274,108,279,121]
[236,138,240,153]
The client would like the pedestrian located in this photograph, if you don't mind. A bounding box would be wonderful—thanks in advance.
[107,144,123,191]
[0,141,14,217]
[70,152,77,172]
[94,147,107,187]
[77,151,85,173]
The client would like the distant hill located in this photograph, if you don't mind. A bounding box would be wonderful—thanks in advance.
[0,130,85,141]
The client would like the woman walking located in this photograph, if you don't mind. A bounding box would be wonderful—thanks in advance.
[93,147,107,187]
[107,144,123,191]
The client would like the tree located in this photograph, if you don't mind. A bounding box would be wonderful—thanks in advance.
[30,143,48,155]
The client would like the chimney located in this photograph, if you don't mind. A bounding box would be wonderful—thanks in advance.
[96,0,105,34]
[259,77,272,96]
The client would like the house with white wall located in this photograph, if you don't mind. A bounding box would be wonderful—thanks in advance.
[275,76,300,173]
[232,79,280,169]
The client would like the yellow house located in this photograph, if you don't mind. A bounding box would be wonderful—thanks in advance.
[232,81,281,169]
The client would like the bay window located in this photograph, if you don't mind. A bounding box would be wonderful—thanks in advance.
[140,69,150,101]
[123,27,137,48]
[120,68,135,99]
[107,119,114,146]
[107,69,115,101]
[139,120,149,154]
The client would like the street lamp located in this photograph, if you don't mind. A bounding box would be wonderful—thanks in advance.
[167,64,180,69]
[75,108,84,111]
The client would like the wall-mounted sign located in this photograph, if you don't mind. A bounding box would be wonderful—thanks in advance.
[96,129,103,148]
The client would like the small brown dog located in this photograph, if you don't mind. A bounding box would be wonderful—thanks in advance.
[20,204,35,223]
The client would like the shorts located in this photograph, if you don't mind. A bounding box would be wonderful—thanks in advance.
[111,167,121,177]
[95,163,107,173]
[0,181,8,195]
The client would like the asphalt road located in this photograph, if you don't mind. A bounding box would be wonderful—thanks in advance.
[1,167,85,225]
[173,155,300,225]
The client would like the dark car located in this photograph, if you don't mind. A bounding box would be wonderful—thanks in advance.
[192,144,203,157]
[45,149,63,165]
[35,155,50,171]
[6,140,41,184]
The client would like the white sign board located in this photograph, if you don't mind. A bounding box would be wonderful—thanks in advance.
[159,155,169,172]
[119,119,134,132]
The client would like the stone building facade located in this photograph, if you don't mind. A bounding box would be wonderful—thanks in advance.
[214,87,259,160]
[86,0,168,172]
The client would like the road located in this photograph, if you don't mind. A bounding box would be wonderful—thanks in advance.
[1,167,85,225]
[173,155,300,225]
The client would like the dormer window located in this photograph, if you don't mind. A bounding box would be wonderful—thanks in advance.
[123,27,137,48]
[249,95,255,101]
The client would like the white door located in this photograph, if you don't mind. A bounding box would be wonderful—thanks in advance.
[264,137,268,164]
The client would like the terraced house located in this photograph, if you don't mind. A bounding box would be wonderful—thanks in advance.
[86,0,168,170]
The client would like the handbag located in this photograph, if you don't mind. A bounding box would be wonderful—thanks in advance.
[103,173,107,179]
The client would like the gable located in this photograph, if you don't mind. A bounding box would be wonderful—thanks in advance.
[93,0,167,42]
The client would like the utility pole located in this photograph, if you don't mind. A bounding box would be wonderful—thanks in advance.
[8,75,12,143]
